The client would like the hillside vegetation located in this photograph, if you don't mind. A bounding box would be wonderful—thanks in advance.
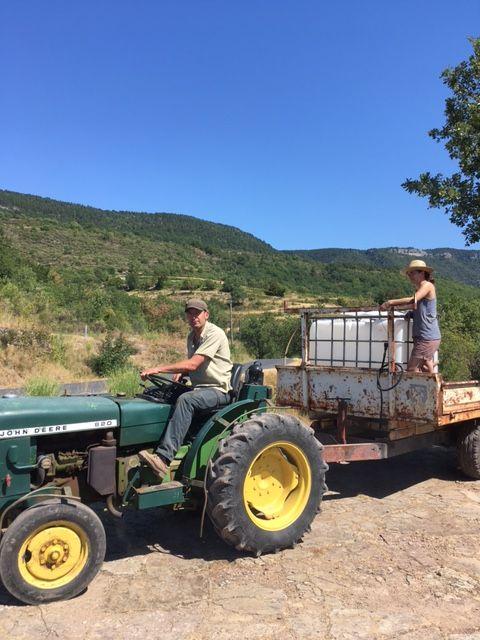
[0,189,479,386]
[289,247,480,287]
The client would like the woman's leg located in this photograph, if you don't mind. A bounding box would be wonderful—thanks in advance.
[407,356,423,372]
[423,358,435,374]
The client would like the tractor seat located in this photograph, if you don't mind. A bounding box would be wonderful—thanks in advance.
[229,363,244,401]
[192,363,244,421]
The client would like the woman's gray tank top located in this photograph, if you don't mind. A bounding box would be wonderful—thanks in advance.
[413,297,441,340]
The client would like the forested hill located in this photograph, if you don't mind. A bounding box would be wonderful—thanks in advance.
[1,188,480,383]
[0,189,272,254]
[0,188,478,294]
[288,247,480,287]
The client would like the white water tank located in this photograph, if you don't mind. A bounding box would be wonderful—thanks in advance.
[309,311,413,368]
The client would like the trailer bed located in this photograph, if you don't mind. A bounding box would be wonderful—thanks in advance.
[276,364,480,439]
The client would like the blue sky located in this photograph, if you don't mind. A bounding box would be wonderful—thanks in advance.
[1,2,478,250]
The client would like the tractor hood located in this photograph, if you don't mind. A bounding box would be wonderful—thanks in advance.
[0,396,119,440]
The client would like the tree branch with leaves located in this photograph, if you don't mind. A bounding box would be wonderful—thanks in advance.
[403,37,480,245]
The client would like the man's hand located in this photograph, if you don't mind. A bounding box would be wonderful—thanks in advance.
[140,367,161,380]
[140,355,206,381]
[379,300,391,311]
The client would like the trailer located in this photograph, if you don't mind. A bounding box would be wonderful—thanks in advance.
[276,306,480,477]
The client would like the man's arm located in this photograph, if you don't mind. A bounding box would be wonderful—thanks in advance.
[141,354,207,380]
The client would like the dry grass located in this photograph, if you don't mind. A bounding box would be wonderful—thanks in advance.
[0,326,189,388]
[0,296,302,389]
[0,306,190,387]
[263,367,278,390]
[263,365,312,425]
[130,332,185,371]
[0,340,95,388]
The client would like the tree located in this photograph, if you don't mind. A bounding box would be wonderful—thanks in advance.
[240,314,301,359]
[125,267,140,291]
[153,272,167,290]
[221,278,245,306]
[264,282,286,297]
[402,38,480,244]
[89,334,137,376]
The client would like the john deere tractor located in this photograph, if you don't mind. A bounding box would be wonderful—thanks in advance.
[0,364,327,605]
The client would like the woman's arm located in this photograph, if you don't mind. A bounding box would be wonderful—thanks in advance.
[414,281,435,302]
[379,296,415,311]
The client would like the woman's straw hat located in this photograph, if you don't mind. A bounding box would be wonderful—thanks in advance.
[404,259,433,275]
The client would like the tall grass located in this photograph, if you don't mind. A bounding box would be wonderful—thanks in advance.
[25,377,60,396]
[107,367,141,397]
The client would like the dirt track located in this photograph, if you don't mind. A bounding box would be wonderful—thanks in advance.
[2,445,480,640]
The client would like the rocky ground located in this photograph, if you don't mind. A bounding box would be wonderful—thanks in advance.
[2,445,480,640]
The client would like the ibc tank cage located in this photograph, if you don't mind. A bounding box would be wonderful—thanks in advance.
[291,305,416,373]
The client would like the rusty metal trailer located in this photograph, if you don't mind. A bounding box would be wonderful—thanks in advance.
[276,306,480,477]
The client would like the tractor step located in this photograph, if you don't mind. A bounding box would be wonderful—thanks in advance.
[134,481,185,509]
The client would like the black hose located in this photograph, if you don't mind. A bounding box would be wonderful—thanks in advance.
[377,342,403,424]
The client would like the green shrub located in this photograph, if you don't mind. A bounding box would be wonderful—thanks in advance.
[264,282,286,297]
[0,328,51,352]
[107,367,141,397]
[240,314,301,359]
[180,279,197,291]
[89,334,137,376]
[125,268,140,291]
[51,334,67,366]
[202,279,217,291]
[221,279,245,305]
[154,273,167,290]
[206,298,230,331]
[141,295,184,333]
[25,377,60,396]
[221,278,238,293]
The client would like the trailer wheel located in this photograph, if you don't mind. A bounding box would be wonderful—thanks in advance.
[206,412,328,555]
[0,501,106,605]
[457,422,480,479]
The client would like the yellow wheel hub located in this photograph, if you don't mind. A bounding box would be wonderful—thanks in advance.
[243,441,312,531]
[18,521,89,589]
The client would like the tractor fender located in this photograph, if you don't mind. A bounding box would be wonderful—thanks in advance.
[0,489,82,536]
[182,399,267,482]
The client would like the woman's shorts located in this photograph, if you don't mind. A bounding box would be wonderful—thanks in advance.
[411,339,441,361]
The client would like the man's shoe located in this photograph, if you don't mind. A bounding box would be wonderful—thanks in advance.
[138,450,168,477]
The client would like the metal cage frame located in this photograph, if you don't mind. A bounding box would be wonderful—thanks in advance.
[293,306,412,373]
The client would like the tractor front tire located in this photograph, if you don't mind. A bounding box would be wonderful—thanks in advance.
[0,500,106,605]
[457,422,480,479]
[206,412,327,555]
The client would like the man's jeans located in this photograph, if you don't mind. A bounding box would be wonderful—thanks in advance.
[156,387,230,462]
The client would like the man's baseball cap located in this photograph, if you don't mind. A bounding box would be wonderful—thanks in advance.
[185,298,208,312]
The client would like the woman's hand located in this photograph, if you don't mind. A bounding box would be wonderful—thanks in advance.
[379,300,391,311]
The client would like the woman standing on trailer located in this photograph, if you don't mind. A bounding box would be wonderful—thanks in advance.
[380,259,441,373]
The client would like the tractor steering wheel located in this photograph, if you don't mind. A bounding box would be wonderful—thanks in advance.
[146,373,190,391]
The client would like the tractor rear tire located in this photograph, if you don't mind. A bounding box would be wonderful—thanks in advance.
[0,500,106,605]
[457,422,480,479]
[206,412,327,555]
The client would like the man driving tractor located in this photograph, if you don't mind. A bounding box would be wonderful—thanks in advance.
[139,298,233,477]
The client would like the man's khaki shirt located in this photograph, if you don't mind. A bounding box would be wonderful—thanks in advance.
[187,321,232,393]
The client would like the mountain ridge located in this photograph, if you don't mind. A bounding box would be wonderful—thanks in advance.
[0,189,479,289]
[287,247,480,287]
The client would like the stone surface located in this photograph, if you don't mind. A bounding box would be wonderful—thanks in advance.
[1,446,480,639]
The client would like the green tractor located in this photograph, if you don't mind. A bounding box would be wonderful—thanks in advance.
[0,364,327,605]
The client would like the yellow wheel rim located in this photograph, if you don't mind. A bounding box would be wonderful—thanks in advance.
[18,521,89,590]
[243,441,312,531]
